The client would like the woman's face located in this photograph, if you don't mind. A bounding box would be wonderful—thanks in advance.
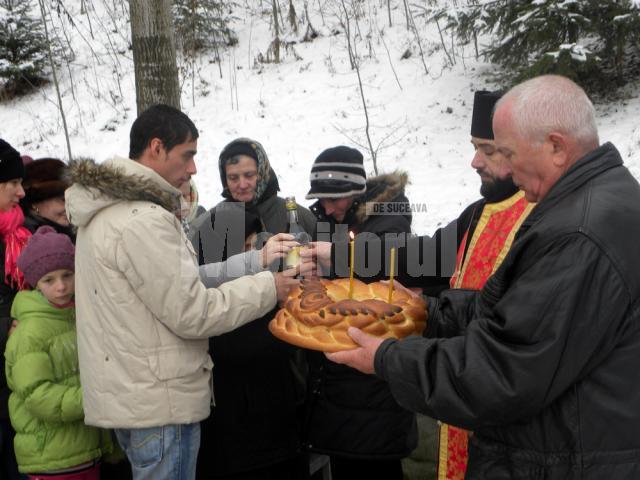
[32,196,69,226]
[0,179,25,212]
[225,155,258,203]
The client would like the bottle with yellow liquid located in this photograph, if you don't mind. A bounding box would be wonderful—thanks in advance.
[284,196,311,271]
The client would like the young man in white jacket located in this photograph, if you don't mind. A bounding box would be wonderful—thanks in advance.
[65,104,303,480]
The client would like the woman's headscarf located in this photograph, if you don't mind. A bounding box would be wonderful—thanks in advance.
[218,137,280,207]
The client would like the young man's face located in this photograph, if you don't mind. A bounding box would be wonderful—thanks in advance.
[319,197,355,222]
[225,155,258,203]
[152,137,198,188]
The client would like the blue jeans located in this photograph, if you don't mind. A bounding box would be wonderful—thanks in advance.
[115,423,200,480]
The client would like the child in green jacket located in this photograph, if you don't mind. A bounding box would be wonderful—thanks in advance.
[5,226,112,479]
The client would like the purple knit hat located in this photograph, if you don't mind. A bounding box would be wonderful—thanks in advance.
[17,226,75,287]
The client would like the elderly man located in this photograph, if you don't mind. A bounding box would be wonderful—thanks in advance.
[328,75,640,479]
[307,92,534,479]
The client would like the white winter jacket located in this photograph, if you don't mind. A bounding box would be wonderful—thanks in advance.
[65,157,277,428]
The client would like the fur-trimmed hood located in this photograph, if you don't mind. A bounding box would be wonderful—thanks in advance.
[353,171,409,224]
[65,156,181,228]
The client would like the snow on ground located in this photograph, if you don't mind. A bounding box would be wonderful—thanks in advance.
[1,1,638,235]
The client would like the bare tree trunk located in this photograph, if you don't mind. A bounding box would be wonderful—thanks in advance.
[405,0,429,74]
[38,0,72,161]
[340,0,377,174]
[271,0,281,63]
[318,0,326,26]
[129,0,181,114]
[402,0,410,30]
[435,16,453,66]
[288,0,298,34]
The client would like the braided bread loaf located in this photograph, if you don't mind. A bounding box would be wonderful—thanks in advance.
[269,278,427,352]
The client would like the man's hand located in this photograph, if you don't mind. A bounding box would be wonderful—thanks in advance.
[298,250,317,278]
[273,267,301,304]
[301,241,332,276]
[325,327,385,374]
[259,233,298,268]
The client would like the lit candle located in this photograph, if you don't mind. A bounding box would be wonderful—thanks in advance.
[388,247,396,303]
[348,231,355,299]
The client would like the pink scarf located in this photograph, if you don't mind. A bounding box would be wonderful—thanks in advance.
[0,206,32,290]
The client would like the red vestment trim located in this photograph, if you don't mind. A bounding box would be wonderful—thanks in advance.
[438,191,534,479]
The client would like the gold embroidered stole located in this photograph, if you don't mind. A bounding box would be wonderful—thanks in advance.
[438,191,534,480]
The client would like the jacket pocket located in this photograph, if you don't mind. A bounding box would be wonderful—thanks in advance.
[122,426,164,468]
[147,345,213,381]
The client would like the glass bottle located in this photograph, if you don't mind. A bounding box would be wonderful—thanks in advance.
[284,196,310,270]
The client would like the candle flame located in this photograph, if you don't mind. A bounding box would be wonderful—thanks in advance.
[349,231,355,240]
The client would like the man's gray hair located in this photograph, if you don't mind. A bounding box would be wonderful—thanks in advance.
[498,75,599,147]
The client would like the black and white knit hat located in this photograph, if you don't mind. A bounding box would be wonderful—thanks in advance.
[306,146,367,200]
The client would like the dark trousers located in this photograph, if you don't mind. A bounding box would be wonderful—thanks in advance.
[203,454,309,480]
[1,418,24,480]
[100,457,132,480]
[330,457,403,480]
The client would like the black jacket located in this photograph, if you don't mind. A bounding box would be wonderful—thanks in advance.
[22,211,76,240]
[375,143,640,478]
[0,239,17,420]
[194,182,315,476]
[307,172,418,459]
[197,311,304,476]
[326,194,486,297]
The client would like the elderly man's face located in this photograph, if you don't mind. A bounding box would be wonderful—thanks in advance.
[493,104,551,203]
[225,155,258,203]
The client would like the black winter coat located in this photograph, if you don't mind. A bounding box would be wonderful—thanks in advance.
[326,195,487,297]
[194,186,315,477]
[0,239,17,420]
[22,211,76,240]
[375,143,640,479]
[307,172,418,459]
[197,311,304,476]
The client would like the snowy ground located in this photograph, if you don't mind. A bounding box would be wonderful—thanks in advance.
[1,1,639,235]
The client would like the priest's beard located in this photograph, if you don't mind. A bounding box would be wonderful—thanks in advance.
[480,176,519,203]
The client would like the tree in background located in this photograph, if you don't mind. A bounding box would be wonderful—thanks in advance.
[173,0,238,55]
[436,0,640,92]
[0,0,48,98]
[129,0,181,114]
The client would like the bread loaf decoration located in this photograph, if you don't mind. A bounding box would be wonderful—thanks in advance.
[269,278,427,352]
